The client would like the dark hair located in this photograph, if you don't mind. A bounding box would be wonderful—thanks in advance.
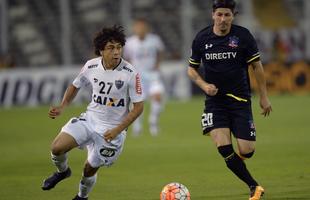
[93,25,126,56]
[213,0,236,13]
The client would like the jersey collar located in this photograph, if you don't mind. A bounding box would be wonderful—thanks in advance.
[101,58,123,71]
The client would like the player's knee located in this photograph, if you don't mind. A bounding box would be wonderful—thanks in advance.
[51,143,66,155]
[239,151,255,159]
[83,162,98,177]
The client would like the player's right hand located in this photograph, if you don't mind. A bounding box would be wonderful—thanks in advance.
[204,84,218,96]
[48,106,63,119]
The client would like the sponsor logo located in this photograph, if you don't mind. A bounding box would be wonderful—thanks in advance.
[115,80,124,90]
[88,64,98,69]
[135,73,142,95]
[250,131,256,137]
[205,44,213,49]
[122,65,133,73]
[205,52,237,60]
[228,36,239,48]
[100,148,116,157]
[93,94,125,107]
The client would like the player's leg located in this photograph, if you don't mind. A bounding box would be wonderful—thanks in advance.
[236,139,264,200]
[210,128,260,192]
[42,132,78,190]
[148,79,164,135]
[132,112,144,136]
[73,162,99,200]
[43,115,90,191]
[149,92,162,135]
[232,104,264,200]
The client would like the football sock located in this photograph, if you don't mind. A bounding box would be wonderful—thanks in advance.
[51,152,68,173]
[78,174,97,198]
[132,114,143,134]
[217,144,258,188]
[149,100,162,127]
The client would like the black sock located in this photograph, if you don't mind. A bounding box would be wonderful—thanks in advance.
[218,144,258,188]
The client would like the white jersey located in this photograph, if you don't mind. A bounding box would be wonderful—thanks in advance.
[72,57,144,129]
[124,33,164,72]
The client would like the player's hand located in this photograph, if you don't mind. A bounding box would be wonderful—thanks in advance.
[203,84,218,96]
[48,106,63,119]
[259,96,272,117]
[103,128,120,142]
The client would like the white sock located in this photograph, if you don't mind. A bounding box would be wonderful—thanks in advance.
[51,152,68,173]
[78,174,97,198]
[149,100,162,127]
[132,113,143,134]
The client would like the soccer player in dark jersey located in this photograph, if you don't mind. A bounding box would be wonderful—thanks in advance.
[187,0,272,200]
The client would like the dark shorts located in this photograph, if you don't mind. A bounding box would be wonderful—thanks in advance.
[201,97,256,141]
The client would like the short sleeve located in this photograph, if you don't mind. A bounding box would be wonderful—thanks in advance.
[188,38,202,68]
[128,72,144,103]
[72,65,90,88]
[245,30,260,64]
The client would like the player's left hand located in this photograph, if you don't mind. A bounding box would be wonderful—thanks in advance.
[103,128,120,142]
[259,96,272,117]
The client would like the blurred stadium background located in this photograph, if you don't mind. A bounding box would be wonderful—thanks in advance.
[1,0,310,106]
[0,0,309,199]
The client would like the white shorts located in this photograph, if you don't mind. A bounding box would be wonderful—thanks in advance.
[61,113,126,168]
[141,71,165,98]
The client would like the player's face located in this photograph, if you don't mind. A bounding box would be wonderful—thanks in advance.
[212,8,234,34]
[133,21,148,39]
[101,41,123,69]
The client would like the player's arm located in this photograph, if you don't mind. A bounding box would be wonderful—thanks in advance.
[187,66,218,96]
[104,101,144,141]
[250,60,272,116]
[48,84,79,119]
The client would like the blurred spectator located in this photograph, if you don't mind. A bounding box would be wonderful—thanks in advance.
[0,54,15,69]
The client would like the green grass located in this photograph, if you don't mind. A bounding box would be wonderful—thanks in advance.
[0,95,309,200]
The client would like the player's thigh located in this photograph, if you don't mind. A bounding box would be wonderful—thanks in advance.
[230,104,256,141]
[51,132,79,155]
[201,100,230,136]
[236,138,255,154]
[54,114,92,153]
[87,131,126,168]
[150,92,162,102]
[209,128,232,147]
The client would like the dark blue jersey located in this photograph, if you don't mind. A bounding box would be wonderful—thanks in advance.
[189,24,260,100]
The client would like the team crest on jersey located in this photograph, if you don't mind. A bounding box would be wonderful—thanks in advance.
[228,36,239,48]
[115,80,124,89]
[249,120,255,129]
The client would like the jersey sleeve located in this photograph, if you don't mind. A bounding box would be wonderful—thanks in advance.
[245,30,260,64]
[128,72,144,103]
[72,65,90,88]
[188,37,202,68]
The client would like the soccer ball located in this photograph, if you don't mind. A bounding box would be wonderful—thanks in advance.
[160,182,190,200]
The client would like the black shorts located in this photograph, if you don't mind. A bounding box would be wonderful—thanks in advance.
[201,97,256,141]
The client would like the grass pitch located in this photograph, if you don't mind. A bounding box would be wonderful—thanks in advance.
[0,95,309,200]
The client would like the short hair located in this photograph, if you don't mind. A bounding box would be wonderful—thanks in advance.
[93,25,126,56]
[213,0,236,13]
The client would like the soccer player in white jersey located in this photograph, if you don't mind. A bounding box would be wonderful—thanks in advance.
[41,25,144,200]
[124,18,165,136]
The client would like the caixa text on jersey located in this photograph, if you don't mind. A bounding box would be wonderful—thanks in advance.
[92,94,125,107]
